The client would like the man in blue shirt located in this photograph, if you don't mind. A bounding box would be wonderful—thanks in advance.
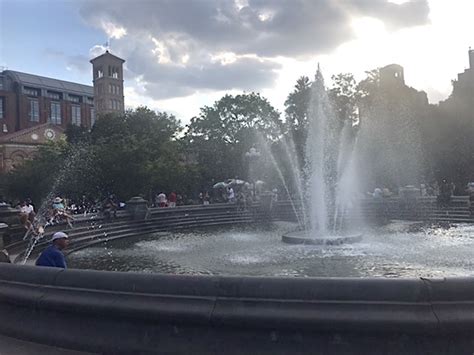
[36,231,69,268]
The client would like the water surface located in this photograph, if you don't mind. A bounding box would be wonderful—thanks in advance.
[68,221,474,278]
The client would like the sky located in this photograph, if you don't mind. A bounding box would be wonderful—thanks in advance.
[0,0,472,124]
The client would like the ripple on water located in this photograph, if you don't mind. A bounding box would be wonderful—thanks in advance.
[225,254,270,265]
[67,223,474,278]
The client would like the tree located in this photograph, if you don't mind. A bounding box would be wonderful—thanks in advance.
[4,141,68,206]
[329,73,359,126]
[285,76,312,132]
[355,68,429,190]
[88,108,182,199]
[186,93,282,144]
[3,107,185,205]
[284,76,312,168]
[185,93,282,185]
[357,68,380,100]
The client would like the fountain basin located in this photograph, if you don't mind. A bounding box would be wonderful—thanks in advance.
[282,230,362,245]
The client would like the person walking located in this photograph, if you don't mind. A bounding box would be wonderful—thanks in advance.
[35,232,69,269]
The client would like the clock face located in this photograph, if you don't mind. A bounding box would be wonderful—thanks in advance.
[31,133,39,141]
[44,129,56,140]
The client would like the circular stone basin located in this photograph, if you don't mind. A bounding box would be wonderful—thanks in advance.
[282,231,362,245]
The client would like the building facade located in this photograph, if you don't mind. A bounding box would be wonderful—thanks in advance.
[0,123,65,172]
[0,50,125,173]
[0,70,95,136]
[90,50,125,116]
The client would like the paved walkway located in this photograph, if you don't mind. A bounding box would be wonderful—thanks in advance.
[0,334,96,355]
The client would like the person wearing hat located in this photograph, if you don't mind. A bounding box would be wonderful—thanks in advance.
[35,232,69,268]
[50,197,74,228]
[52,196,65,210]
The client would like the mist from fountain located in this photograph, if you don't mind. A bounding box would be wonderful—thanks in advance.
[255,132,305,227]
[21,142,99,264]
[304,66,360,237]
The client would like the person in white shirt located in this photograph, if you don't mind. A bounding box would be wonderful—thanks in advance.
[157,192,167,207]
[19,200,34,230]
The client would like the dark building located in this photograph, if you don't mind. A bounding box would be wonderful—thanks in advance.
[451,48,474,101]
[0,50,125,173]
[358,63,430,190]
[379,64,405,88]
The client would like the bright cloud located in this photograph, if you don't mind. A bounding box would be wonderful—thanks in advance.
[72,0,471,121]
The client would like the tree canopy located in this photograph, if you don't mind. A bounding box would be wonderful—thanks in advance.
[3,65,473,206]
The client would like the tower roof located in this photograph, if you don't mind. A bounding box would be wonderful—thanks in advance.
[90,50,125,64]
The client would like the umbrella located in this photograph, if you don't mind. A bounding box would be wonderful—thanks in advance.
[213,182,228,189]
[228,179,246,186]
[255,180,265,187]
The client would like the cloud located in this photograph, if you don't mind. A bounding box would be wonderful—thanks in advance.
[78,0,430,99]
[127,48,282,99]
[45,49,90,73]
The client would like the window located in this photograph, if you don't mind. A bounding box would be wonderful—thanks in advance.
[2,124,7,133]
[47,91,61,100]
[69,95,80,103]
[24,87,39,96]
[85,97,94,105]
[109,66,119,79]
[96,68,103,78]
[29,98,39,122]
[107,84,119,95]
[109,99,120,110]
[90,108,96,127]
[49,101,61,124]
[0,97,4,119]
[72,105,81,126]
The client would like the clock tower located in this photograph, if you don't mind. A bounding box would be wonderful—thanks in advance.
[90,50,125,116]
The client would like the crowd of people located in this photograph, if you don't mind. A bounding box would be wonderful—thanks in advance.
[367,179,474,211]
[1,177,473,268]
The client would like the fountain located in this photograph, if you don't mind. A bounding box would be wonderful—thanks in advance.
[282,66,362,245]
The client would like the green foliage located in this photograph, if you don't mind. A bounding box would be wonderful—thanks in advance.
[187,93,282,144]
[329,73,359,125]
[284,76,312,168]
[357,68,380,99]
[185,93,282,186]
[3,67,473,204]
[285,76,312,132]
[3,108,185,205]
[5,140,69,205]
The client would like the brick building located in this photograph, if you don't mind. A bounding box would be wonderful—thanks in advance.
[0,50,125,173]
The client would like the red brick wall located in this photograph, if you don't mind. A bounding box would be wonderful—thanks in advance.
[18,95,93,130]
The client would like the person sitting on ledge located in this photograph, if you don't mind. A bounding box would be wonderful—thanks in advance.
[35,231,69,269]
[50,197,74,228]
